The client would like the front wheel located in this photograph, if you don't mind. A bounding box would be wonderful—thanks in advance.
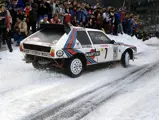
[121,52,130,68]
[65,58,83,78]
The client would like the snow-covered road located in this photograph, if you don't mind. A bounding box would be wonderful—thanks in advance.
[0,35,159,120]
[82,58,159,120]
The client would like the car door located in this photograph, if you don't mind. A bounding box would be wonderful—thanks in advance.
[87,31,118,63]
[76,30,98,65]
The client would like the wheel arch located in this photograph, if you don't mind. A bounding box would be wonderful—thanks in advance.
[122,48,134,60]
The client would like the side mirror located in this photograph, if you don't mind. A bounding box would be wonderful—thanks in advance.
[110,40,115,44]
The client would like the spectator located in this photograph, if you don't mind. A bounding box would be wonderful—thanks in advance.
[39,0,50,20]
[30,0,38,33]
[103,9,111,34]
[58,3,65,24]
[95,12,102,29]
[50,0,56,18]
[0,4,13,52]
[113,9,120,35]
[119,8,124,34]
[25,2,37,33]
[127,14,133,36]
[64,7,71,24]
[87,15,95,28]
[71,15,78,26]
[50,14,61,24]
[13,16,27,46]
[40,14,49,24]
[24,3,31,32]
[81,6,88,25]
[0,0,144,48]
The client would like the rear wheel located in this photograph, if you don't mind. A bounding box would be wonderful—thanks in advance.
[121,52,130,68]
[65,58,83,78]
[32,60,46,69]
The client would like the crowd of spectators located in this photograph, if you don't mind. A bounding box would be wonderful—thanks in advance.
[0,0,142,49]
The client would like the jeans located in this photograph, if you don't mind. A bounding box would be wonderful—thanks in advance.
[118,23,123,34]
[14,33,24,44]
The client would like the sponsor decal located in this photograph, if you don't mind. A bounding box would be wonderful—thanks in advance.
[82,45,92,48]
[101,48,104,52]
[63,48,98,65]
[100,44,108,47]
[56,50,64,57]
[85,51,100,57]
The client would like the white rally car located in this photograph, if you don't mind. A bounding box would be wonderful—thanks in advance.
[20,24,137,78]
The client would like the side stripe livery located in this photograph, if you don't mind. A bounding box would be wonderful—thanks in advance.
[63,49,97,65]
[64,28,77,49]
[63,28,97,65]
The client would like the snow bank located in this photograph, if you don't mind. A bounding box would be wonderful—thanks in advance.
[107,34,149,53]
[145,37,159,44]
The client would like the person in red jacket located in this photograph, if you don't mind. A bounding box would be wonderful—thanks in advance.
[24,3,31,32]
[64,11,71,24]
[50,14,61,24]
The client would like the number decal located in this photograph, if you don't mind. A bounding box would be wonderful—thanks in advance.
[105,48,108,59]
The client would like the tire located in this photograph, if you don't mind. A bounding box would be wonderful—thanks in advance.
[65,58,83,78]
[32,61,46,70]
[121,52,130,68]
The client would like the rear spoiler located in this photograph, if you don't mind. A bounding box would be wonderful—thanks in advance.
[40,24,71,34]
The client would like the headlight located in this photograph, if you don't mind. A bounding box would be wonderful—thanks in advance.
[56,50,64,57]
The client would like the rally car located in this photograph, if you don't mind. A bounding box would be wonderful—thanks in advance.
[20,24,137,78]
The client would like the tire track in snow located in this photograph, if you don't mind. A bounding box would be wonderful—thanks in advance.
[24,61,159,120]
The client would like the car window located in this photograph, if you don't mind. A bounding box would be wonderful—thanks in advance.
[77,31,92,45]
[88,31,111,44]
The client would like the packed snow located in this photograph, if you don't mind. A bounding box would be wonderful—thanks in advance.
[0,35,159,120]
[82,62,159,120]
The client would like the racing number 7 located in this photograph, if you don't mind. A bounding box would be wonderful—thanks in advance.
[105,48,108,59]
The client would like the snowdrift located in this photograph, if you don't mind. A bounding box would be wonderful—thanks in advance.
[145,37,159,44]
[107,34,149,53]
